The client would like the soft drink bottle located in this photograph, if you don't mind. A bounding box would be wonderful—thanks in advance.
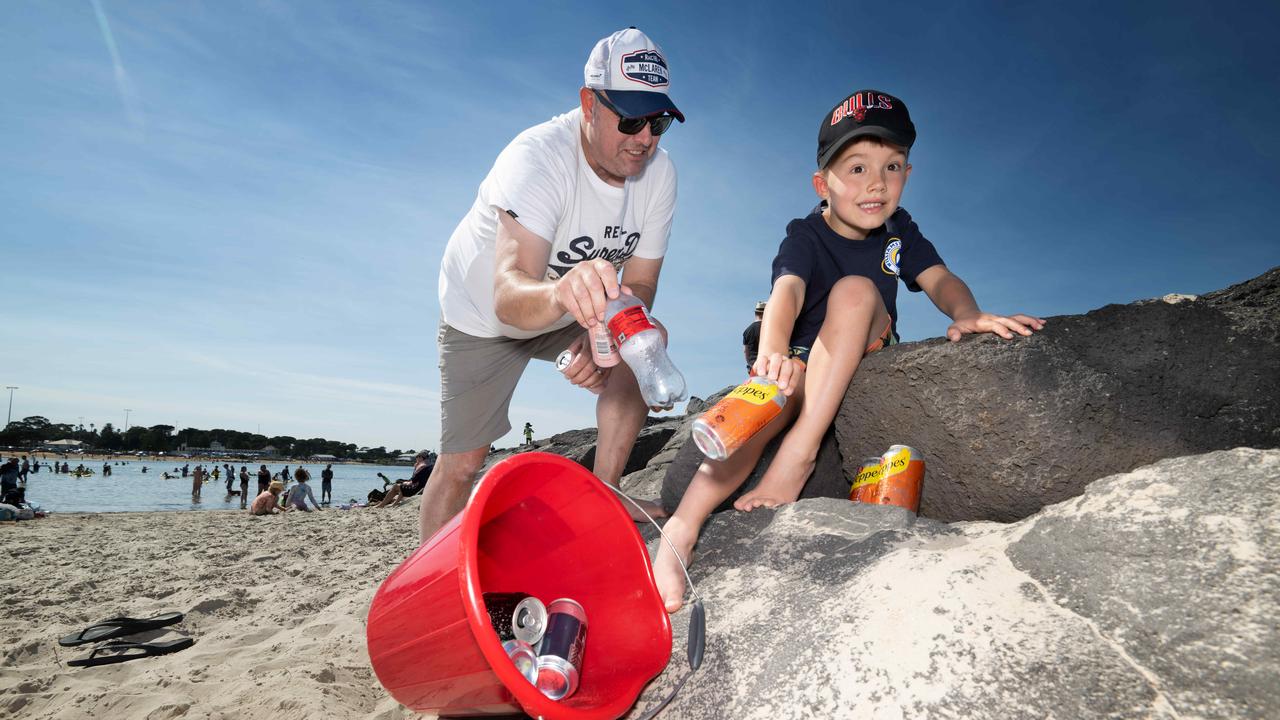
[604,293,687,410]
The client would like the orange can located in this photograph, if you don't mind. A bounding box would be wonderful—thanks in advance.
[691,377,787,461]
[849,445,925,514]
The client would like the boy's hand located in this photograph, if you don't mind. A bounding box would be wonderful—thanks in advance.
[946,312,1045,342]
[752,352,805,396]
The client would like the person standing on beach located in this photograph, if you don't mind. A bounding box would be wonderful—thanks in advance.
[182,464,189,477]
[239,466,250,509]
[421,27,685,543]
[320,464,334,506]
[522,423,534,446]
[256,464,270,494]
[742,300,766,374]
[191,465,204,499]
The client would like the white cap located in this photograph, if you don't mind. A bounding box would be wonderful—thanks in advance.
[583,27,684,122]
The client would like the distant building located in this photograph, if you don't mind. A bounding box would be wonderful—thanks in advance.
[310,454,337,461]
[42,439,88,451]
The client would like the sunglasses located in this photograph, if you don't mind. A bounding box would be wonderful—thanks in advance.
[591,90,675,136]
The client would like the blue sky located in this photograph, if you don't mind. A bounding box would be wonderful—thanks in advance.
[3,1,1278,451]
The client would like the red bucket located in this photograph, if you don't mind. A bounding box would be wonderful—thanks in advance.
[366,452,673,719]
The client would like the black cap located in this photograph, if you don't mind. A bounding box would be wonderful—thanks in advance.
[816,89,916,168]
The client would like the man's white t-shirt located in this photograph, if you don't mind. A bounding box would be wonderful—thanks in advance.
[438,108,677,339]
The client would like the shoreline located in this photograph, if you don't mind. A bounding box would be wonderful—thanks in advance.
[12,451,415,467]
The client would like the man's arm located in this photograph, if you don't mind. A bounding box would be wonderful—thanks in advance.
[619,256,663,310]
[493,210,625,330]
[914,265,1044,341]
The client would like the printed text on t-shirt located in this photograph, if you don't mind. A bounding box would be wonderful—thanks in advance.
[546,230,640,279]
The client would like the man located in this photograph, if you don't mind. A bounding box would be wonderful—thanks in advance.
[256,464,271,495]
[742,301,766,374]
[321,463,334,506]
[376,451,434,508]
[421,27,685,542]
[239,465,251,509]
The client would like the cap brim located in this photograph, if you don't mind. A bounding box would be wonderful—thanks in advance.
[602,89,685,122]
[818,127,912,168]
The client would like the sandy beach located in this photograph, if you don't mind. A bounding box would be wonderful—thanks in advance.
[0,501,426,719]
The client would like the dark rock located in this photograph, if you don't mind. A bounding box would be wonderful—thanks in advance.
[481,416,679,479]
[835,267,1280,522]
[630,449,1280,719]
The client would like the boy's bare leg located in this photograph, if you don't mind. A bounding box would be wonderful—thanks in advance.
[418,446,489,543]
[736,276,890,511]
[593,326,669,522]
[653,399,801,612]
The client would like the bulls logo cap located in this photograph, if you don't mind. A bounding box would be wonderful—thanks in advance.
[584,27,685,122]
[817,89,916,168]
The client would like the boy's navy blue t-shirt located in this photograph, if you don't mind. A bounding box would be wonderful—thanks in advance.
[771,207,944,349]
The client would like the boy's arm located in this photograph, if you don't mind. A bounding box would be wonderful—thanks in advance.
[914,265,1045,341]
[753,275,806,394]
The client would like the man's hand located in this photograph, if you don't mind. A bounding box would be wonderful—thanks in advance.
[561,333,611,394]
[554,259,630,328]
[946,312,1045,341]
[751,351,805,396]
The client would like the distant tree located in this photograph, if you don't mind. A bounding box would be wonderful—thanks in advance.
[99,423,123,451]
[0,416,51,447]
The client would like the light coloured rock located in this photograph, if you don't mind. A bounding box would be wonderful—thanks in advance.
[631,448,1279,720]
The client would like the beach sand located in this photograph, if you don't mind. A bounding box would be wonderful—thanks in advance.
[0,501,426,719]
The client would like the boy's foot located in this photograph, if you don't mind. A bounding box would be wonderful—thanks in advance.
[624,496,670,523]
[652,515,697,613]
[733,445,817,511]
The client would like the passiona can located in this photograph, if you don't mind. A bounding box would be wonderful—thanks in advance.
[849,445,925,514]
[691,377,787,461]
[535,598,587,701]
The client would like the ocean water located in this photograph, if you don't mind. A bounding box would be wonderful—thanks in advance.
[15,460,420,513]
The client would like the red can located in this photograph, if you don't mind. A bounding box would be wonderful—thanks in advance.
[849,445,925,514]
[535,598,588,701]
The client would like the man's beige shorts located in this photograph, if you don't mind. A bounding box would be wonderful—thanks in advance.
[437,319,585,454]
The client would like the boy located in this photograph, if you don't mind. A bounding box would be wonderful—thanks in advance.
[653,89,1044,612]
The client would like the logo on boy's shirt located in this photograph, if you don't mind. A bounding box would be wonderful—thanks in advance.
[881,238,902,276]
[621,50,669,88]
[546,227,641,279]
[831,92,895,125]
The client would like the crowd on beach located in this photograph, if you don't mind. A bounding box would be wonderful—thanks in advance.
[0,449,437,521]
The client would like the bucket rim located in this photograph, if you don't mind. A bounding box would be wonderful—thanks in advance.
[457,451,673,719]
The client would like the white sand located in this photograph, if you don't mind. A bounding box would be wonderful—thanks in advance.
[0,502,427,719]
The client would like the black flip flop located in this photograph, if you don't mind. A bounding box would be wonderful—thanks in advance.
[67,638,195,667]
[58,612,185,647]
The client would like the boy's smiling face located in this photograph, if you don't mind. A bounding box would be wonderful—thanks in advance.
[813,137,911,240]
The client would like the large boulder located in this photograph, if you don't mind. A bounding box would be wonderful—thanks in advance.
[631,448,1279,719]
[834,268,1280,522]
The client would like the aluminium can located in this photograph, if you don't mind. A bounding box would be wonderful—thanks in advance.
[535,598,587,701]
[483,592,548,647]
